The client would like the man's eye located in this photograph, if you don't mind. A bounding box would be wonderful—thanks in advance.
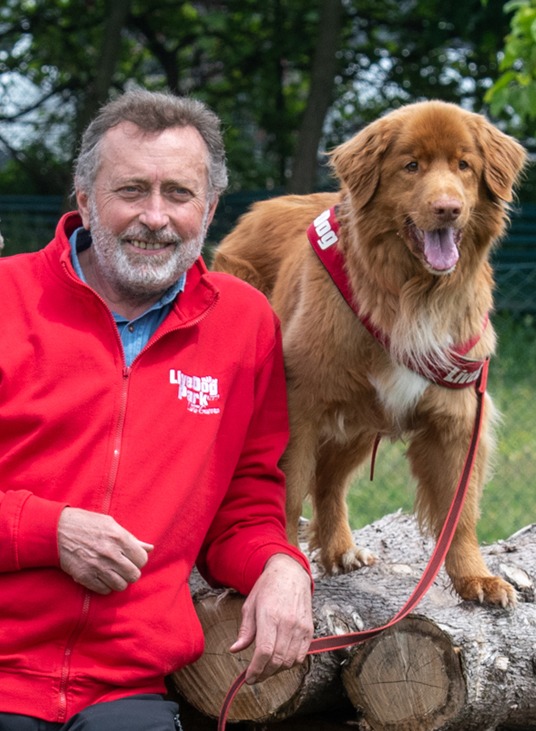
[118,186,142,196]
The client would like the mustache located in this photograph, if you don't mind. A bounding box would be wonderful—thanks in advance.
[120,226,183,247]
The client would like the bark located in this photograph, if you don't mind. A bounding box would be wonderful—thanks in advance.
[171,513,536,730]
[288,0,344,193]
[74,0,132,140]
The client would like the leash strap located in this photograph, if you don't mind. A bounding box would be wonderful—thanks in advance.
[217,360,489,729]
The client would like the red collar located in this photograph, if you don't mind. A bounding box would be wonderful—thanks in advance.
[307,207,488,390]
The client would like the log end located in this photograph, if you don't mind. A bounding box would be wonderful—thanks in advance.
[342,616,466,731]
[172,593,309,722]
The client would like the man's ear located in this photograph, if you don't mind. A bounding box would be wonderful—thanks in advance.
[76,189,91,229]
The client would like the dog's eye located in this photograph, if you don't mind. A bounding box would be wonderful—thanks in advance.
[405,161,419,172]
[459,159,470,170]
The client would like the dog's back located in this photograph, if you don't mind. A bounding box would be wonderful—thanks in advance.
[212,191,340,297]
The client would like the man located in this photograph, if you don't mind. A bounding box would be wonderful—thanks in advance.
[0,89,313,731]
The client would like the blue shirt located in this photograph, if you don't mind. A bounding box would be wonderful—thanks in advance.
[69,228,185,366]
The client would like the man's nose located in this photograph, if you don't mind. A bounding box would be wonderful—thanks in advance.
[138,193,170,230]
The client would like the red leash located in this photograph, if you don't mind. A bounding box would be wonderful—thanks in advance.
[217,359,489,729]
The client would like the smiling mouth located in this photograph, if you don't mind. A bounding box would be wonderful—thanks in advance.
[127,239,172,251]
[405,219,461,273]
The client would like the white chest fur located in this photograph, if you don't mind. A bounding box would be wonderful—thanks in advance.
[370,364,429,423]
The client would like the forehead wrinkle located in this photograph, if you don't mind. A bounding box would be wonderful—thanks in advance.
[98,123,210,179]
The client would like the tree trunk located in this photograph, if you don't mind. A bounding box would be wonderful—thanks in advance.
[288,0,343,193]
[73,0,132,145]
[172,513,536,730]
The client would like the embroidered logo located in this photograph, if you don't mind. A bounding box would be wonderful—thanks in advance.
[169,369,221,415]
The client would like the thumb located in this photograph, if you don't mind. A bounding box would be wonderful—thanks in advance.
[229,612,256,654]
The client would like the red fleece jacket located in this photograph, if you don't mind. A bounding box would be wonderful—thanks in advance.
[0,212,310,722]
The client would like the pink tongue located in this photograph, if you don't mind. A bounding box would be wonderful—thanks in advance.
[423,229,459,271]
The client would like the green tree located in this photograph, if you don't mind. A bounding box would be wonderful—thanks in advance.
[0,0,517,197]
[485,0,536,134]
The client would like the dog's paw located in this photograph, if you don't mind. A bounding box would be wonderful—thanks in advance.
[327,545,376,575]
[455,576,517,608]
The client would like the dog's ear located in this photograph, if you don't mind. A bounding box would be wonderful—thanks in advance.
[329,117,395,207]
[472,118,527,202]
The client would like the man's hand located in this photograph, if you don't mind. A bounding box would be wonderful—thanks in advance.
[229,553,314,684]
[58,507,154,595]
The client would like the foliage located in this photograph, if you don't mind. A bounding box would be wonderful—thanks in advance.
[485,0,536,136]
[0,0,517,196]
[328,0,508,133]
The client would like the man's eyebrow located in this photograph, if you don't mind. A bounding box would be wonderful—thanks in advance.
[115,175,199,187]
[113,176,148,186]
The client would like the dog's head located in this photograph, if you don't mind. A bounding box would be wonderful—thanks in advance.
[329,101,527,275]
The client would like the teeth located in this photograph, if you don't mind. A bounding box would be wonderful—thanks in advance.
[130,240,167,251]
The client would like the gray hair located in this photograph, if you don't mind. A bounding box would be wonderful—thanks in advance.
[74,89,228,200]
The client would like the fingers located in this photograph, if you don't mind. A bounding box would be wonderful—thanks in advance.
[58,507,154,594]
[230,554,314,684]
[244,607,312,684]
[86,548,143,593]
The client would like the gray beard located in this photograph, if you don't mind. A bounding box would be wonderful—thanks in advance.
[87,202,207,305]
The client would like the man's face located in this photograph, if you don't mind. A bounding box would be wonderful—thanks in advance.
[76,122,218,303]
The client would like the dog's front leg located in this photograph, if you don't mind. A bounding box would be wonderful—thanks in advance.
[311,435,376,574]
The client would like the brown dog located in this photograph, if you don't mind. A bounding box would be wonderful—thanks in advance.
[212,101,526,606]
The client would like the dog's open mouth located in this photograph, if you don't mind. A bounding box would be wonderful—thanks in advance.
[406,220,461,273]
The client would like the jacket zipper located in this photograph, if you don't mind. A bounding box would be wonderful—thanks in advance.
[102,366,130,513]
[60,257,220,364]
[57,591,91,721]
[56,365,130,719]
[56,257,217,716]
[56,367,130,720]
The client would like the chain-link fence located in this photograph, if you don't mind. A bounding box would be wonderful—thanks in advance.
[495,262,536,313]
[0,195,63,255]
[1,195,534,544]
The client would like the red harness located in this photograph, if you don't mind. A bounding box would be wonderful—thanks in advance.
[307,207,487,389]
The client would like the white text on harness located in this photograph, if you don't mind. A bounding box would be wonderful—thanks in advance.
[313,210,338,250]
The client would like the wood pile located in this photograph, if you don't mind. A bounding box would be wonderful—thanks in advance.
[171,512,536,730]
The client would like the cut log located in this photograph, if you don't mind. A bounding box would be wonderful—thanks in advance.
[172,513,536,730]
[172,590,349,722]
[342,604,536,731]
[342,617,466,730]
[341,519,536,730]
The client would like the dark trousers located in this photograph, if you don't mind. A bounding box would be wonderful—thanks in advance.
[0,695,182,731]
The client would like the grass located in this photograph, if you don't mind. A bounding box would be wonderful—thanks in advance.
[481,311,536,542]
[306,312,536,545]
